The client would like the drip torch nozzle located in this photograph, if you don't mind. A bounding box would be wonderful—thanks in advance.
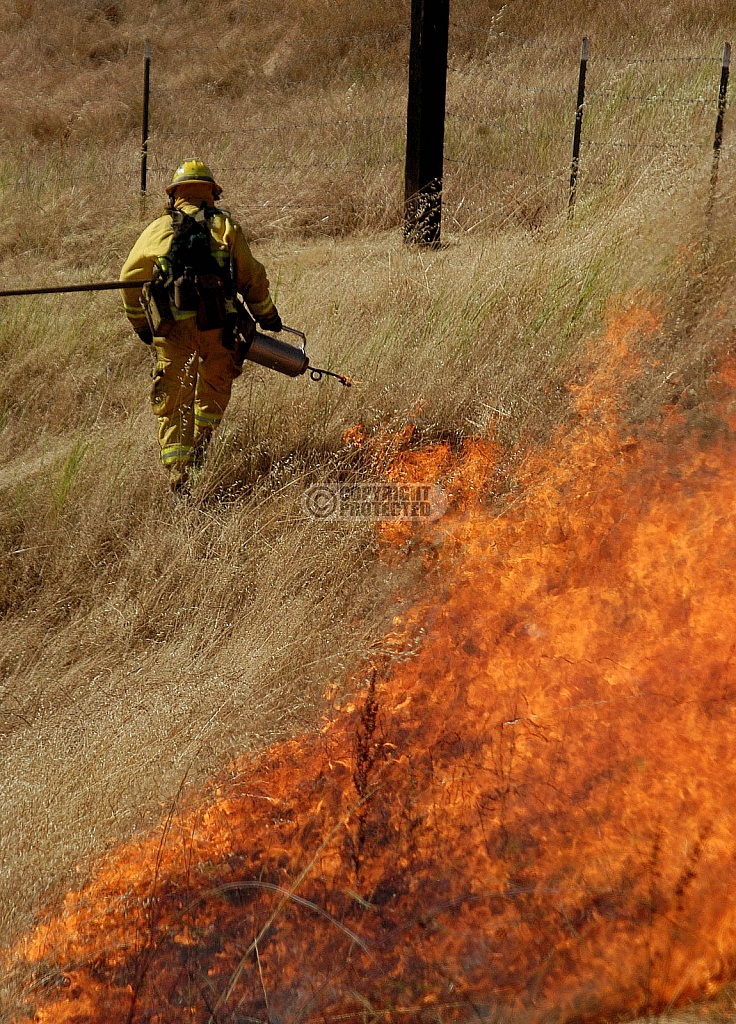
[309,367,353,387]
[280,326,352,386]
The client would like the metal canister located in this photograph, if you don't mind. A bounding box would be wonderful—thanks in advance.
[244,329,309,377]
[173,268,199,311]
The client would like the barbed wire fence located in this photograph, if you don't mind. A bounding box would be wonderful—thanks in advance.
[1,15,732,242]
[443,21,731,238]
[133,28,410,240]
[136,17,731,240]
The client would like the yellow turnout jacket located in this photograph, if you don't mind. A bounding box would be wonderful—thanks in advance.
[119,197,277,332]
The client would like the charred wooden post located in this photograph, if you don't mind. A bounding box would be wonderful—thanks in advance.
[404,0,450,246]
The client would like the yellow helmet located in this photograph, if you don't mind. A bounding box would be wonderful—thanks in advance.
[166,159,222,197]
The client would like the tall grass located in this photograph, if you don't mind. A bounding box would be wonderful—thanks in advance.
[2,0,736,1018]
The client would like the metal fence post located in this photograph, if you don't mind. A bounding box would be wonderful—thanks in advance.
[568,37,589,217]
[709,41,731,210]
[140,39,151,198]
[403,0,450,246]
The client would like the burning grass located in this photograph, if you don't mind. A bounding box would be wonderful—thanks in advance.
[9,303,736,1023]
[3,0,736,1019]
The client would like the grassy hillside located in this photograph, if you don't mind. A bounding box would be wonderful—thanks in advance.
[2,0,736,1018]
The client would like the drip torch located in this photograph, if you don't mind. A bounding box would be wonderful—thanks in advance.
[240,324,352,387]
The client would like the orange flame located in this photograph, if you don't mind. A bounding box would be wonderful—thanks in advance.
[9,303,736,1024]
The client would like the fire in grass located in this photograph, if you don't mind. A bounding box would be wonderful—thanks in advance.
[11,304,736,1024]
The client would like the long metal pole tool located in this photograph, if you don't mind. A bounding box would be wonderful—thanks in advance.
[0,280,152,298]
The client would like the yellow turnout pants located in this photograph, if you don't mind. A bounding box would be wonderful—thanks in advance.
[150,317,240,472]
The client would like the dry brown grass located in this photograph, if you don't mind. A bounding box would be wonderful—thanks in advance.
[2,0,736,1019]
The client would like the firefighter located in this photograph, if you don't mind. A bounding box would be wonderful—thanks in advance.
[120,159,282,493]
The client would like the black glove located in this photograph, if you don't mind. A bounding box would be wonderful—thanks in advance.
[259,310,282,333]
[135,327,153,346]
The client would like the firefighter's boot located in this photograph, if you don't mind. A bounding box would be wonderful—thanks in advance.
[167,462,191,494]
